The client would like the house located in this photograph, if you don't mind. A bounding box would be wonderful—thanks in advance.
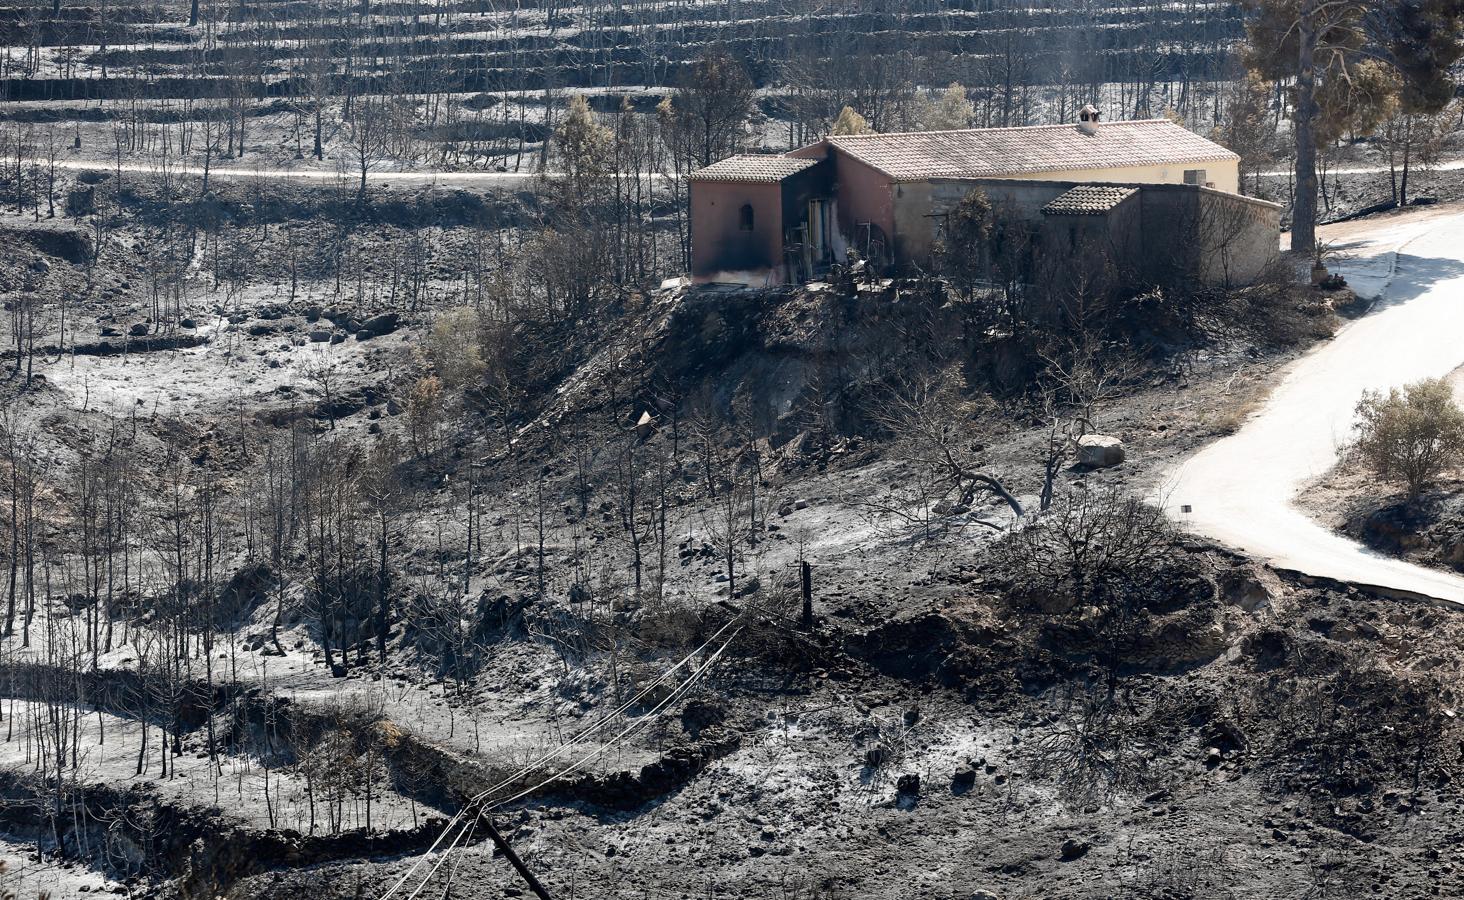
[688,107,1281,289]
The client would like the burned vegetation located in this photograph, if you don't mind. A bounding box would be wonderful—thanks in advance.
[1,0,1464,897]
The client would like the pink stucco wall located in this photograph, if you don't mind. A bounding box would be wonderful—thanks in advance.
[790,141,895,260]
[690,180,785,281]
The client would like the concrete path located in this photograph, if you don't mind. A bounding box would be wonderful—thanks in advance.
[1261,159,1464,178]
[1158,204,1464,603]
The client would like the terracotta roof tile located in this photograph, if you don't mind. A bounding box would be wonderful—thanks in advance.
[689,155,820,183]
[824,120,1237,182]
[1041,185,1139,216]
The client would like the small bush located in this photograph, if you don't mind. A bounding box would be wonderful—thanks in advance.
[1353,378,1464,498]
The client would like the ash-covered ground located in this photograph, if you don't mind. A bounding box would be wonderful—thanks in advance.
[1,167,1462,900]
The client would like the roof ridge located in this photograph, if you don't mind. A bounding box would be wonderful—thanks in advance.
[828,119,1180,140]
[689,154,821,182]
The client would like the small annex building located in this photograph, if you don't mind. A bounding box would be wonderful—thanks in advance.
[688,107,1280,289]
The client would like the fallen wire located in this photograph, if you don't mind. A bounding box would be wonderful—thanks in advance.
[380,616,745,900]
[399,624,744,900]
[400,625,744,900]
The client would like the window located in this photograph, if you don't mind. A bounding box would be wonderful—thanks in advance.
[1184,168,1207,186]
[738,204,755,231]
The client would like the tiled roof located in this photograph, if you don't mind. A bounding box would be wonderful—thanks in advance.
[1041,185,1139,216]
[823,120,1237,182]
[689,155,820,183]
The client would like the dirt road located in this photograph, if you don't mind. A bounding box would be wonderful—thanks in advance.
[49,157,672,188]
[1158,204,1464,603]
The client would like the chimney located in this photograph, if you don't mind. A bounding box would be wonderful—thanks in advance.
[1077,104,1101,136]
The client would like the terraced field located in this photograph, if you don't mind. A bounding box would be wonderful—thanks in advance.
[1,0,1245,173]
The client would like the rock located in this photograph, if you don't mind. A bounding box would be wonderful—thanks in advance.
[635,410,656,439]
[248,323,276,336]
[951,768,977,790]
[734,576,761,597]
[1076,434,1125,467]
[180,318,196,329]
[1219,565,1277,612]
[681,698,727,736]
[100,326,121,337]
[308,328,333,342]
[1205,746,1223,767]
[1059,838,1090,861]
[128,322,149,337]
[356,312,400,339]
[1352,502,1430,555]
[896,773,920,796]
[970,892,1001,900]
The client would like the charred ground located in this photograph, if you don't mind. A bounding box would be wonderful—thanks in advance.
[0,165,1459,899]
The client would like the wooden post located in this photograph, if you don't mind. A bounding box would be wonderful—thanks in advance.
[800,561,813,631]
[481,814,554,900]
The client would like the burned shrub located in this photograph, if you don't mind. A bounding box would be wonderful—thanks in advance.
[998,489,1198,693]
[1023,681,1162,808]
[1251,657,1457,799]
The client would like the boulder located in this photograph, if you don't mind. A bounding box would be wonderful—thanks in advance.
[355,312,400,339]
[1218,565,1278,612]
[308,328,333,343]
[1076,434,1125,468]
[128,323,149,337]
[1059,838,1090,861]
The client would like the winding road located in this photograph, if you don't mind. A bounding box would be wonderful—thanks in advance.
[1159,204,1464,603]
[51,153,1464,602]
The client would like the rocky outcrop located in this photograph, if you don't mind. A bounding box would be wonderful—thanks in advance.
[0,222,93,263]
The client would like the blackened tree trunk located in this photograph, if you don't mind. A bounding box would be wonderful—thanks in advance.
[1290,0,1320,253]
[375,526,389,663]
